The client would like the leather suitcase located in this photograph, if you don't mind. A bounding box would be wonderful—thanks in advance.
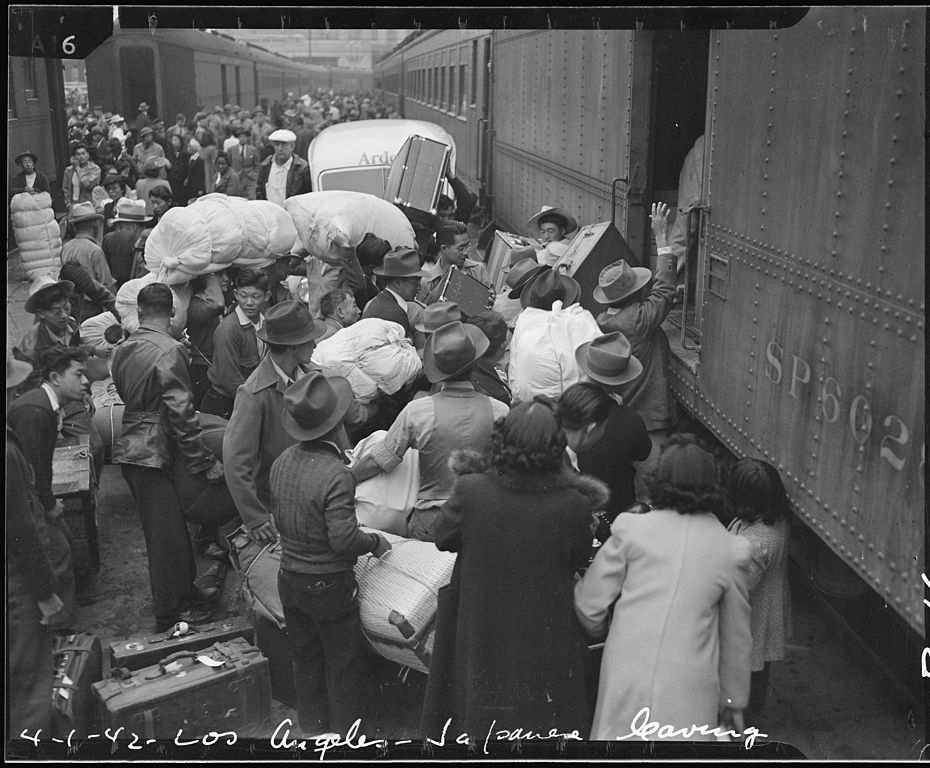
[354,530,457,674]
[384,135,451,220]
[485,231,542,293]
[553,222,642,314]
[437,266,494,317]
[93,638,271,739]
[109,616,254,671]
[252,612,297,708]
[52,632,103,737]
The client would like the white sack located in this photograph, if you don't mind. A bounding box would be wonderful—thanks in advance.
[11,192,62,280]
[348,430,419,537]
[116,272,192,336]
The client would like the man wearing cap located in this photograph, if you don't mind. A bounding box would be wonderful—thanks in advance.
[228,125,260,200]
[594,203,678,500]
[131,126,169,181]
[10,150,51,196]
[256,128,312,207]
[270,372,391,736]
[318,287,361,342]
[527,205,579,267]
[104,199,152,290]
[61,202,114,297]
[573,332,652,525]
[135,101,153,134]
[360,247,427,339]
[224,301,375,546]
[6,353,66,738]
[351,321,509,542]
[111,283,224,632]
[62,144,102,212]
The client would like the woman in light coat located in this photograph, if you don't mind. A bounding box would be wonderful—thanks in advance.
[574,434,753,740]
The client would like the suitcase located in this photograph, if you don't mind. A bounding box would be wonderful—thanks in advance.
[93,638,271,739]
[384,134,451,222]
[353,530,457,674]
[109,616,255,671]
[437,266,494,317]
[252,612,297,708]
[553,221,641,314]
[52,632,103,737]
[485,231,542,293]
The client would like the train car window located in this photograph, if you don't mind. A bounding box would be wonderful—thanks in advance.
[440,65,446,111]
[221,64,229,106]
[235,66,242,106]
[471,41,478,107]
[449,62,457,116]
[459,65,467,116]
[9,62,17,116]
[23,57,38,100]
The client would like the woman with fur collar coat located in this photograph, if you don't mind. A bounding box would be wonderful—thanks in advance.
[421,400,610,743]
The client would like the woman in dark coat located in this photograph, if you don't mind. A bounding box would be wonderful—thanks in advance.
[185,138,206,202]
[165,134,190,206]
[421,399,608,742]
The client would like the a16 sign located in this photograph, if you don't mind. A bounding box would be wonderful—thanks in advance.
[9,5,114,59]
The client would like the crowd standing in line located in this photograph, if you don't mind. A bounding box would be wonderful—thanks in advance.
[7,85,793,743]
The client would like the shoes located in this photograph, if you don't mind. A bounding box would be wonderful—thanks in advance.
[201,542,227,560]
[191,585,219,606]
[155,607,213,633]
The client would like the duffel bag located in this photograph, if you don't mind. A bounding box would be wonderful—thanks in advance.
[226,527,285,629]
[52,632,103,737]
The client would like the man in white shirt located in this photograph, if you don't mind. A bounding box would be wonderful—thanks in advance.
[256,129,312,207]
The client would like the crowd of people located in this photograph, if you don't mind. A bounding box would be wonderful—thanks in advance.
[8,87,791,746]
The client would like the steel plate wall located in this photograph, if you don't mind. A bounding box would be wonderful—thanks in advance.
[683,7,925,632]
[491,31,634,234]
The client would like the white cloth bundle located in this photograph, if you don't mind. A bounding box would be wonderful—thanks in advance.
[80,311,121,353]
[312,318,422,402]
[285,191,416,264]
[144,194,298,284]
[116,272,192,335]
[11,192,62,279]
[508,300,602,401]
[348,430,419,537]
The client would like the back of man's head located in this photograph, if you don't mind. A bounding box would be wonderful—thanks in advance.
[137,283,174,318]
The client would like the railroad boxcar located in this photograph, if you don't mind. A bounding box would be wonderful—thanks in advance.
[377,9,925,638]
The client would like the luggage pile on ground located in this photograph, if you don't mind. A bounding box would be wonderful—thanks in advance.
[10,191,62,280]
[312,318,422,402]
[285,190,416,264]
[144,193,298,284]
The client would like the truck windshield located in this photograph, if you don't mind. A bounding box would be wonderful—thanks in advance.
[317,167,390,195]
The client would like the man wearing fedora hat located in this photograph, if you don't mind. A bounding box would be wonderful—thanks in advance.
[11,150,51,196]
[256,128,312,207]
[361,247,428,339]
[62,144,102,213]
[270,372,391,736]
[351,321,509,542]
[61,202,114,296]
[571,332,652,521]
[228,124,260,200]
[132,125,169,181]
[6,353,67,738]
[103,199,152,290]
[527,205,579,267]
[135,101,153,134]
[224,301,375,546]
[410,300,462,358]
[594,203,678,500]
[111,283,224,632]
[465,310,512,406]
[491,255,550,330]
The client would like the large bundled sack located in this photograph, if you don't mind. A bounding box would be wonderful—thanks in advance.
[508,301,602,401]
[143,194,298,284]
[10,191,62,279]
[115,272,192,336]
[348,430,419,536]
[354,529,457,674]
[80,311,122,353]
[312,318,421,402]
[227,528,285,629]
[285,191,416,264]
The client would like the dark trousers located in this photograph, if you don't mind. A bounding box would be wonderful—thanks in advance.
[748,662,772,723]
[121,465,196,624]
[7,581,54,740]
[190,363,211,412]
[199,387,234,420]
[278,568,368,735]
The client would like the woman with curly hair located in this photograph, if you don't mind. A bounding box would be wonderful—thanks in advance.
[574,434,754,740]
[421,398,609,742]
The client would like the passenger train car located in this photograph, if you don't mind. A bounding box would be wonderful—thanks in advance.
[85,28,315,121]
[375,8,926,640]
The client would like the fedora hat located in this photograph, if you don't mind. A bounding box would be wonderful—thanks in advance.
[520,269,581,309]
[108,114,125,124]
[268,129,297,143]
[373,247,427,279]
[592,259,653,305]
[139,126,154,137]
[6,353,33,389]
[423,321,490,383]
[527,205,578,234]
[14,150,38,166]
[281,371,354,441]
[138,102,150,110]
[109,198,152,224]
[414,301,462,333]
[69,201,103,224]
[236,125,251,137]
[25,274,75,314]
[575,331,644,387]
[141,155,168,172]
[505,259,549,298]
[255,300,325,346]
[101,172,124,188]
[465,310,508,361]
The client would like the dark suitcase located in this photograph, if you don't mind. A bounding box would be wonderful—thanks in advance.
[109,616,255,671]
[437,266,494,317]
[384,134,451,220]
[252,612,297,708]
[93,637,271,739]
[52,632,103,737]
[485,230,543,294]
